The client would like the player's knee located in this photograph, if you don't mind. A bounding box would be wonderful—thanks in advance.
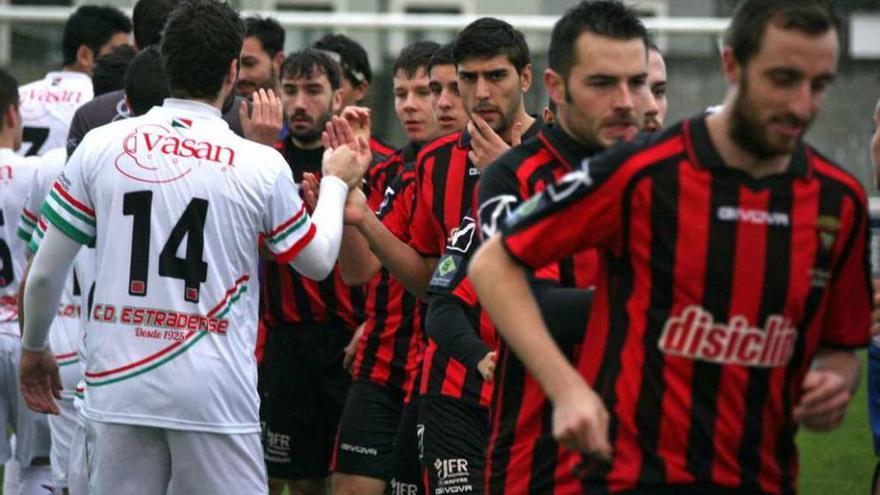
[288,478,328,495]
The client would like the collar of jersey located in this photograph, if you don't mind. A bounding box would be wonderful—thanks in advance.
[44,70,91,83]
[161,98,224,119]
[540,123,604,171]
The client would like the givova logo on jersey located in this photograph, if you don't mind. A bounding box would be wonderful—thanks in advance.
[116,123,236,183]
[658,305,796,368]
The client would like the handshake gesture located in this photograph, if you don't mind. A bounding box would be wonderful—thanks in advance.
[321,113,372,189]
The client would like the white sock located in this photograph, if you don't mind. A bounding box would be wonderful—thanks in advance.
[17,464,52,495]
[4,456,21,494]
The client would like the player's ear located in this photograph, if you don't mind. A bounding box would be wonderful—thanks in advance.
[720,46,741,85]
[519,64,533,93]
[543,68,564,109]
[225,59,238,88]
[76,45,95,74]
[331,88,343,113]
[351,81,368,104]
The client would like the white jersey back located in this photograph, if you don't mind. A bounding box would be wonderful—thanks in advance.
[19,147,84,396]
[18,71,93,156]
[0,149,38,333]
[43,98,316,433]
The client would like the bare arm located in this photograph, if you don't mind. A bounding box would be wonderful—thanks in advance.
[468,236,611,459]
[793,348,861,432]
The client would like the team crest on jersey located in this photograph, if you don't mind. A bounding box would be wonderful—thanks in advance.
[658,305,797,368]
[116,123,235,183]
[816,215,840,251]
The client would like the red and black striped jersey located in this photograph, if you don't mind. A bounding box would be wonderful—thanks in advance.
[370,135,396,164]
[351,144,426,394]
[476,124,604,494]
[409,122,541,258]
[260,138,365,331]
[501,115,872,494]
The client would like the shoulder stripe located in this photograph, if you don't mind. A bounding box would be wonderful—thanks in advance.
[52,182,95,218]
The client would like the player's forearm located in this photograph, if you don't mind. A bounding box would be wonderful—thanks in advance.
[469,237,587,401]
[357,212,435,299]
[813,348,862,393]
[426,295,491,371]
[290,176,348,280]
[22,226,81,351]
[338,224,382,285]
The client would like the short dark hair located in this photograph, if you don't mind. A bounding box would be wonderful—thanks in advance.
[548,1,648,79]
[313,33,372,85]
[132,0,176,49]
[62,5,132,66]
[427,42,455,75]
[92,44,137,97]
[161,0,244,101]
[245,16,285,58]
[452,17,530,74]
[392,41,440,79]
[281,49,341,90]
[725,0,839,66]
[125,46,170,116]
[0,68,18,131]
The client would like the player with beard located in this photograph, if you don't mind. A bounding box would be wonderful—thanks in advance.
[18,5,131,157]
[237,16,285,100]
[260,49,363,495]
[422,3,651,493]
[329,40,442,495]
[470,1,868,494]
[643,43,668,133]
[313,34,396,162]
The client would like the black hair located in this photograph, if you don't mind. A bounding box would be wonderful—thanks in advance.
[62,5,132,66]
[0,68,18,131]
[548,1,648,79]
[724,0,839,65]
[313,33,372,84]
[245,16,285,58]
[125,46,170,116]
[392,40,440,79]
[452,17,530,73]
[427,42,455,75]
[281,49,341,90]
[161,0,244,101]
[92,44,137,97]
[132,0,176,49]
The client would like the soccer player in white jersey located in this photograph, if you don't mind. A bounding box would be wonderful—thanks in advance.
[18,1,368,493]
[0,68,54,495]
[17,5,131,156]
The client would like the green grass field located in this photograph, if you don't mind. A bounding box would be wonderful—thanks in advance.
[2,353,875,494]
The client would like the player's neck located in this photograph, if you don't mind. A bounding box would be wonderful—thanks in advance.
[291,136,323,150]
[61,63,90,76]
[706,108,791,180]
[499,105,534,143]
[0,134,17,150]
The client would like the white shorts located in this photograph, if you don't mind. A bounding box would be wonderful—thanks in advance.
[0,334,52,465]
[86,420,267,495]
[48,397,77,489]
[67,418,89,495]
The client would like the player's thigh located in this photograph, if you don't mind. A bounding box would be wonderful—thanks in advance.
[389,398,425,495]
[86,421,170,495]
[166,429,266,495]
[331,380,402,483]
[331,472,386,495]
[0,336,16,464]
[48,398,77,489]
[419,395,489,495]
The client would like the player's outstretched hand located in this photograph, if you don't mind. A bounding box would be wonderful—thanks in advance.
[477,351,496,382]
[793,369,852,432]
[240,88,283,146]
[467,113,523,171]
[341,106,372,144]
[19,349,61,415]
[321,117,371,189]
[552,379,612,462]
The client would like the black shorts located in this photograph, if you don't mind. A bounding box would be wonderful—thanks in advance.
[259,322,352,480]
[331,380,404,480]
[418,395,489,495]
[389,397,425,495]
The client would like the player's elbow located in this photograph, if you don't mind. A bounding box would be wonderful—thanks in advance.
[468,236,504,286]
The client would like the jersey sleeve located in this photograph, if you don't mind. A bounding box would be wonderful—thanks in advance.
[41,145,95,246]
[428,214,478,298]
[818,192,871,348]
[379,164,416,242]
[17,187,40,244]
[477,159,523,241]
[500,153,627,270]
[408,155,444,257]
[262,167,317,264]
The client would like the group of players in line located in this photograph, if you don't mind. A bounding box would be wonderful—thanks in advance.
[0,0,872,494]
